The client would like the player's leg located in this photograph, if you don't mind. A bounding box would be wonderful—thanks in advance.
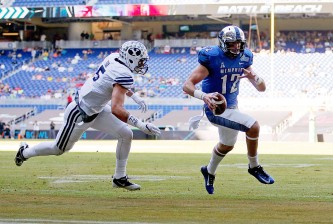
[205,108,274,190]
[245,121,260,167]
[201,123,238,194]
[15,102,90,166]
[91,105,140,190]
[246,121,275,184]
[215,108,274,184]
[242,120,275,184]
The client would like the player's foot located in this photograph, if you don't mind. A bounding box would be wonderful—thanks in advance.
[112,176,141,191]
[200,166,215,194]
[15,142,28,166]
[248,165,274,184]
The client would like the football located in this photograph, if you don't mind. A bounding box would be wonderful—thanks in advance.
[212,93,227,115]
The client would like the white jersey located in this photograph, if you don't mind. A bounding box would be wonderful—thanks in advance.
[78,53,134,116]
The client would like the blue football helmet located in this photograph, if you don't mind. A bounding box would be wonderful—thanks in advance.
[218,25,246,57]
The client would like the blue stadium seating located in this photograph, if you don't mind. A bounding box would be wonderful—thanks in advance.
[1,46,333,122]
[12,0,85,7]
[11,0,150,6]
[0,50,32,79]
[96,0,149,5]
[3,48,114,97]
[2,47,333,99]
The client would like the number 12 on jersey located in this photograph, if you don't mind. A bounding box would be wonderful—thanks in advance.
[221,74,240,94]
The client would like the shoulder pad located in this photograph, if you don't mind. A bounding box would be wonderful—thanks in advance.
[198,46,220,66]
[243,48,253,58]
[107,59,134,89]
[240,48,253,66]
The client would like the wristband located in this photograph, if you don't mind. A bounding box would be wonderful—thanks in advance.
[254,75,263,85]
[127,114,144,129]
[130,93,140,102]
[194,90,207,100]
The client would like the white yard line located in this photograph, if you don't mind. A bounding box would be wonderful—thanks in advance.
[0,219,150,224]
[1,140,333,155]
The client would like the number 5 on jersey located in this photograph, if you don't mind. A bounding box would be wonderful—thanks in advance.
[93,65,106,81]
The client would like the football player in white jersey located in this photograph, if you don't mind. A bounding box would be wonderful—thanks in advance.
[15,41,161,191]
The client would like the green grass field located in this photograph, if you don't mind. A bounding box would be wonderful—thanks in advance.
[1,148,333,223]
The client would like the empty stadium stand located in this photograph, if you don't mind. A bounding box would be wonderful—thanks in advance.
[0,39,332,141]
[11,108,158,131]
[2,47,332,99]
[0,50,32,79]
[153,110,207,131]
[0,107,35,125]
[284,111,333,140]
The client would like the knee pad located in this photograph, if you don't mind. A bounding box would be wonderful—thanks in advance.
[118,126,133,141]
[216,143,233,154]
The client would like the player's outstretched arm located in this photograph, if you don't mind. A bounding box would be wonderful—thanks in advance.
[240,67,266,92]
[127,115,160,136]
[112,84,160,136]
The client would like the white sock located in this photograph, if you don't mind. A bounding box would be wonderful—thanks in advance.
[248,154,259,168]
[207,146,225,175]
[114,159,127,179]
[23,142,60,158]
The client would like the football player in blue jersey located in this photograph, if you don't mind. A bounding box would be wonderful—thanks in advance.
[183,25,274,194]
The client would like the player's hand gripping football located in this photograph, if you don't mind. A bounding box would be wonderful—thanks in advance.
[202,92,220,112]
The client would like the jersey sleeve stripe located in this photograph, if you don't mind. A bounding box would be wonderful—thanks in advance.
[116,80,134,84]
[115,77,133,82]
[115,77,134,88]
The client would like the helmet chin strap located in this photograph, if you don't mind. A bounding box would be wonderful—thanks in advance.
[230,49,240,55]
[225,51,238,58]
[135,65,148,75]
[225,51,243,59]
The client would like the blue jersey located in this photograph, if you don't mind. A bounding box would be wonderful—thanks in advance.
[198,46,253,108]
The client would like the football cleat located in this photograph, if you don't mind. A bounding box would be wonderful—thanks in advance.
[112,176,141,191]
[15,142,28,166]
[248,165,275,184]
[200,166,215,194]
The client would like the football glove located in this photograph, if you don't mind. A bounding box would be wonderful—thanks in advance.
[127,115,160,136]
[142,123,161,136]
[131,93,147,113]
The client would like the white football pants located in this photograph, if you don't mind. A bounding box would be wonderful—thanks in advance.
[24,101,133,161]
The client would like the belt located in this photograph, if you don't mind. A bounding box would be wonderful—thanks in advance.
[74,91,99,123]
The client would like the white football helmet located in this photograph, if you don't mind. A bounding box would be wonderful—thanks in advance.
[118,41,149,75]
[218,25,246,57]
